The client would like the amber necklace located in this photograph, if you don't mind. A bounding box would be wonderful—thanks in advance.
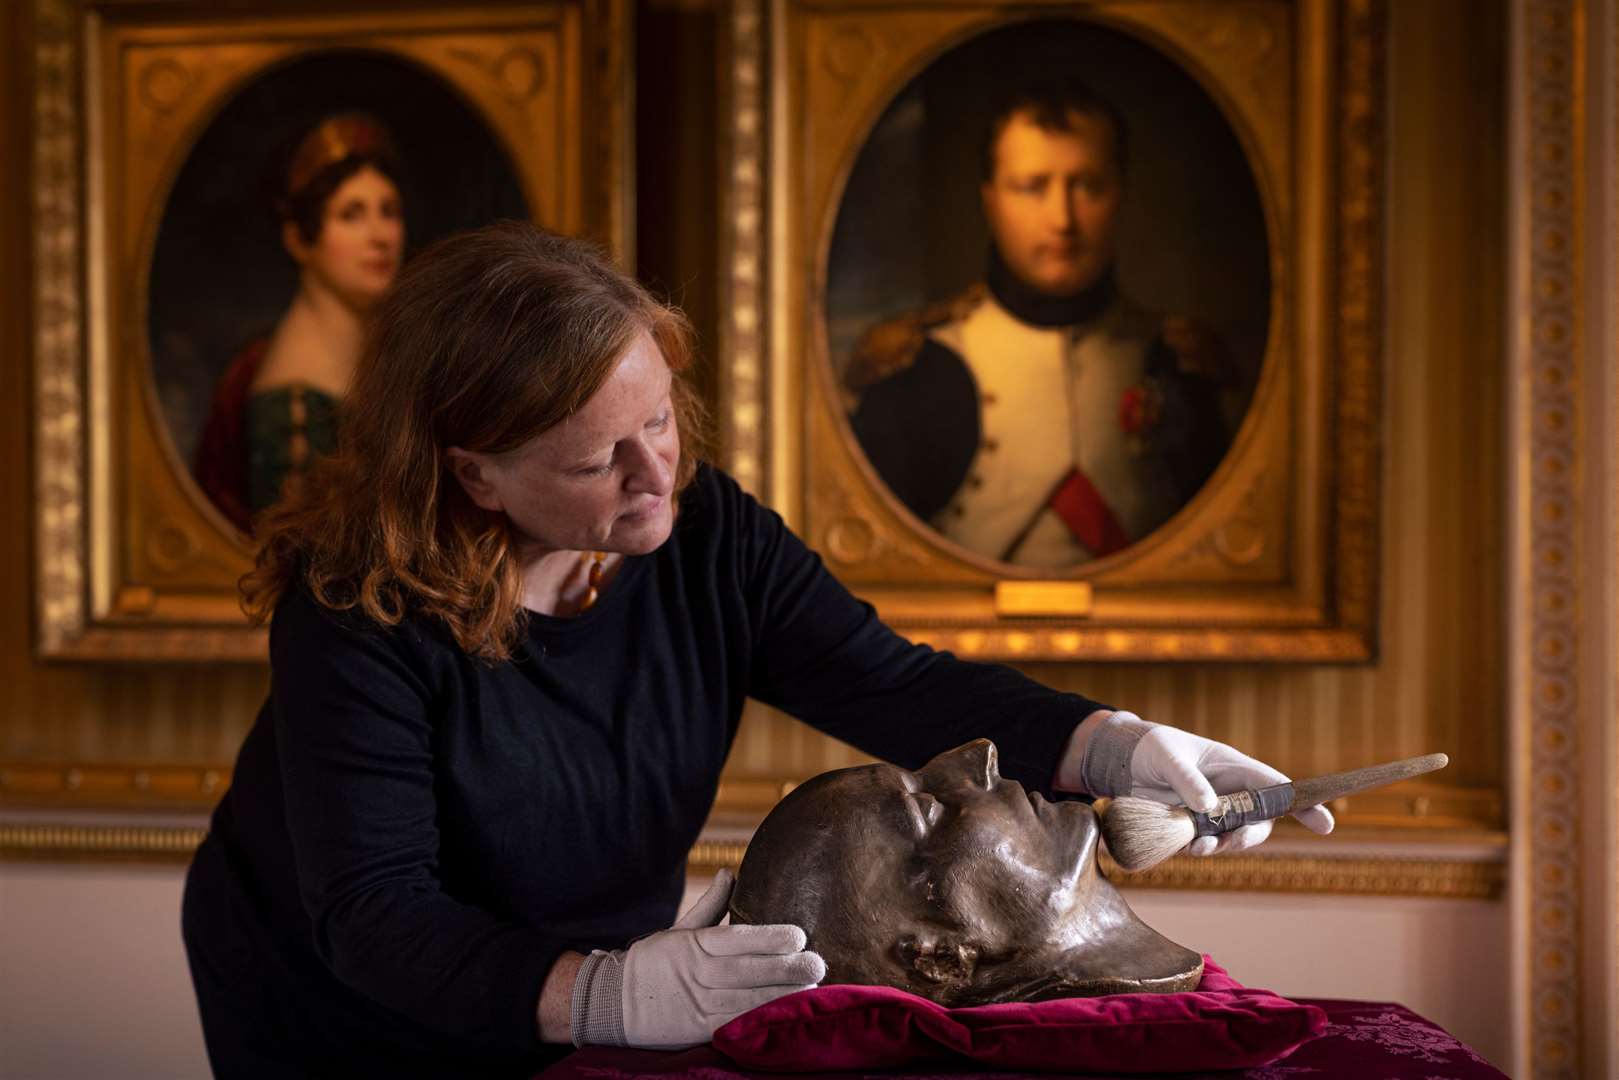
[577,550,608,613]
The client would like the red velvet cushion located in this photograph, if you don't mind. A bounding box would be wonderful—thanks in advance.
[711,957,1326,1074]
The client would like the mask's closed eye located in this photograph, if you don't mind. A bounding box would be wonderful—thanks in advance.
[907,792,945,835]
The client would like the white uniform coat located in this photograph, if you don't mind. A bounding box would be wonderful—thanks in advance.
[928,292,1177,566]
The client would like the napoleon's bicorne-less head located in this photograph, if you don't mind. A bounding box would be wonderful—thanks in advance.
[979,78,1127,299]
[731,740,1203,1006]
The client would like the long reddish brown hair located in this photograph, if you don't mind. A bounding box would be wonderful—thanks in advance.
[242,221,707,662]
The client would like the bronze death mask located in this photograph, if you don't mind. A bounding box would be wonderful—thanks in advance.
[730,739,1203,1005]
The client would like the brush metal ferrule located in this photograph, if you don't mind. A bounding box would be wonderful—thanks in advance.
[1189,783,1296,837]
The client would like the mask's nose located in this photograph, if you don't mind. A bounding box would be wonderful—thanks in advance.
[923,739,1000,791]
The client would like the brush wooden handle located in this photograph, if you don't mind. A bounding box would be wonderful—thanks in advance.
[1289,753,1449,809]
[1187,753,1449,838]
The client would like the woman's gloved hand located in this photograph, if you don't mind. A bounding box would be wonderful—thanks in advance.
[570,868,826,1050]
[1078,710,1335,856]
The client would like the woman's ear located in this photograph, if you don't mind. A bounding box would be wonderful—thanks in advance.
[445,447,504,513]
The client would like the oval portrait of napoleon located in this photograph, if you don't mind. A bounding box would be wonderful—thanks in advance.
[828,19,1271,569]
[148,50,529,537]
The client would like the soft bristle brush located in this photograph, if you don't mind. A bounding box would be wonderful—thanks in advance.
[1100,753,1450,872]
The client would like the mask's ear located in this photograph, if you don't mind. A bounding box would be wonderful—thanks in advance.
[893,932,979,989]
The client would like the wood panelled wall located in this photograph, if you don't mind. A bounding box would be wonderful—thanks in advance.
[0,0,1504,829]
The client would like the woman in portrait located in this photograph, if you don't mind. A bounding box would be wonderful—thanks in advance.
[180,223,1330,1078]
[193,111,405,533]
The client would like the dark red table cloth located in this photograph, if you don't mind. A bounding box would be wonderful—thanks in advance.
[539,999,1507,1079]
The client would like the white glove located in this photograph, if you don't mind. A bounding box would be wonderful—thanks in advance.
[570,868,825,1050]
[1079,711,1335,856]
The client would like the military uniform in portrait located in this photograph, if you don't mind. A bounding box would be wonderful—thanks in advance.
[848,251,1230,567]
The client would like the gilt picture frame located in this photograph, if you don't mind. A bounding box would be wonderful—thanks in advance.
[32,0,632,659]
[731,0,1384,662]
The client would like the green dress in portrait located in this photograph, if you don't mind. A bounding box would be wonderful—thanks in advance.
[245,384,341,516]
[194,339,342,533]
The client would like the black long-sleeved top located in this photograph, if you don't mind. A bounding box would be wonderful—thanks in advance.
[182,465,1102,1077]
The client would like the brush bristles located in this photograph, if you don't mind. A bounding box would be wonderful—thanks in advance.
[1102,797,1198,872]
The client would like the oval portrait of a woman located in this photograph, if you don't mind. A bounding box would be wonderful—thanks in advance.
[828,19,1272,570]
[148,51,529,536]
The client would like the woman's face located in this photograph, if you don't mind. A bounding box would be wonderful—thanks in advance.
[287,164,404,311]
[452,332,681,557]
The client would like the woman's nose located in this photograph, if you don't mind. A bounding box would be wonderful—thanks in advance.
[625,437,674,495]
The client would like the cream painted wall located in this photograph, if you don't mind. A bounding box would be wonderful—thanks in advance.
[1125,891,1511,1069]
[0,862,210,1080]
[0,861,1508,1079]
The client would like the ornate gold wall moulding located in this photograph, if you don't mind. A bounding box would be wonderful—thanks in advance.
[686,840,1503,900]
[0,764,800,817]
[1,820,1503,901]
[1312,782,1503,832]
[1098,849,1503,900]
[750,0,1384,661]
[711,776,800,815]
[32,0,632,661]
[889,622,1372,663]
[0,823,208,864]
[0,763,232,809]
[719,0,769,497]
[710,771,1501,834]
[0,762,1502,837]
[1512,0,1586,1074]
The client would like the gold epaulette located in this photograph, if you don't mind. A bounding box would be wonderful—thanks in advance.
[844,284,986,392]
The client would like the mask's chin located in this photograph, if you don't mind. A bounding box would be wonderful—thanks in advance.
[953,937,1206,1005]
[925,948,1070,1006]
[992,968,1178,1002]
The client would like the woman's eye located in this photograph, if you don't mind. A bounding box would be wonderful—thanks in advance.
[649,411,672,431]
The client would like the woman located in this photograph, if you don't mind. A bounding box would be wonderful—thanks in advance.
[193,112,405,534]
[181,222,1331,1078]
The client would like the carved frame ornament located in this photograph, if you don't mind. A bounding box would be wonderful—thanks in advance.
[743,0,1384,662]
[1510,1,1593,1075]
[31,0,633,660]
